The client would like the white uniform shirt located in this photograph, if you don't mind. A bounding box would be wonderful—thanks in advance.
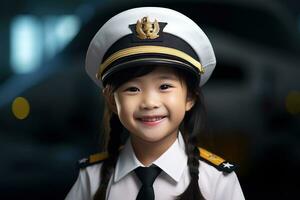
[65,133,245,200]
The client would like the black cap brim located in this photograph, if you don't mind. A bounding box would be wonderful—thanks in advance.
[102,57,200,86]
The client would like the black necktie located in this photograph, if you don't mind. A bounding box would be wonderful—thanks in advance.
[134,166,162,200]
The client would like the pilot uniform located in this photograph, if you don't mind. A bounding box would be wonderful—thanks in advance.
[65,6,245,200]
[65,132,245,200]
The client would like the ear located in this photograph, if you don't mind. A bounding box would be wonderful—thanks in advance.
[102,88,118,114]
[185,93,196,112]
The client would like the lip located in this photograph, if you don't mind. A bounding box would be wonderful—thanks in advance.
[136,115,167,127]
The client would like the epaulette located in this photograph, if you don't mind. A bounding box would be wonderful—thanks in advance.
[78,152,109,169]
[78,147,236,172]
[198,147,236,173]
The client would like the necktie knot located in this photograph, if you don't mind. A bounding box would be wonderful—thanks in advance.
[135,166,162,186]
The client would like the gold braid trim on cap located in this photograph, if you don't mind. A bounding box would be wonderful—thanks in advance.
[96,45,204,79]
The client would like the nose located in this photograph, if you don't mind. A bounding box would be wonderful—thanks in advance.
[139,90,161,110]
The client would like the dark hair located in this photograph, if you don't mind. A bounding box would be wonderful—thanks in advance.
[94,65,207,200]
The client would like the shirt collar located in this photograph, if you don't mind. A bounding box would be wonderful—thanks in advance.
[114,137,143,182]
[114,132,187,183]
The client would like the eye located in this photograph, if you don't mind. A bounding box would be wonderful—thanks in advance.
[160,84,173,90]
[124,87,140,92]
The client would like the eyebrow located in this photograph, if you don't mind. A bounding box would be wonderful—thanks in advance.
[155,75,179,81]
[131,74,179,82]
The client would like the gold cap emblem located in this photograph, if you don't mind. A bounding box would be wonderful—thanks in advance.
[136,17,160,39]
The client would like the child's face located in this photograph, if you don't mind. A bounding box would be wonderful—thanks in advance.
[111,66,195,143]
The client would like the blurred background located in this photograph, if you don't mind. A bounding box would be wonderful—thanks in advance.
[0,0,299,199]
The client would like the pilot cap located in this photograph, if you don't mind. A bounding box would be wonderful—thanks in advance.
[85,7,216,87]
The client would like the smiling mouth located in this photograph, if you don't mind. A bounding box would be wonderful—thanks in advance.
[137,115,167,126]
[139,116,166,122]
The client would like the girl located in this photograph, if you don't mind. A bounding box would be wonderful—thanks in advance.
[66,7,245,200]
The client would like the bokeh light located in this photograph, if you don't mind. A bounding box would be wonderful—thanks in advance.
[12,97,30,120]
[286,91,300,115]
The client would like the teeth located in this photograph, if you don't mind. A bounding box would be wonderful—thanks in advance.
[141,117,164,122]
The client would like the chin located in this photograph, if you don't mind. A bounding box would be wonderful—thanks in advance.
[133,133,161,142]
[134,130,176,143]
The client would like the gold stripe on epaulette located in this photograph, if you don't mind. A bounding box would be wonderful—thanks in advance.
[198,147,225,166]
[89,152,109,163]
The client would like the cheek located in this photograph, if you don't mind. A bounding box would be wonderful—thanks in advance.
[114,95,136,117]
[164,91,188,112]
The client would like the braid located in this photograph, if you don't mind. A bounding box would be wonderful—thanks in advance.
[187,142,200,182]
[177,135,205,200]
[177,87,206,200]
[93,113,123,200]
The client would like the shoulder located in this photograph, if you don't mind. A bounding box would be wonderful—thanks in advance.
[75,152,106,189]
[66,154,106,199]
[78,152,109,169]
[197,148,245,199]
[197,159,245,200]
[197,147,237,173]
